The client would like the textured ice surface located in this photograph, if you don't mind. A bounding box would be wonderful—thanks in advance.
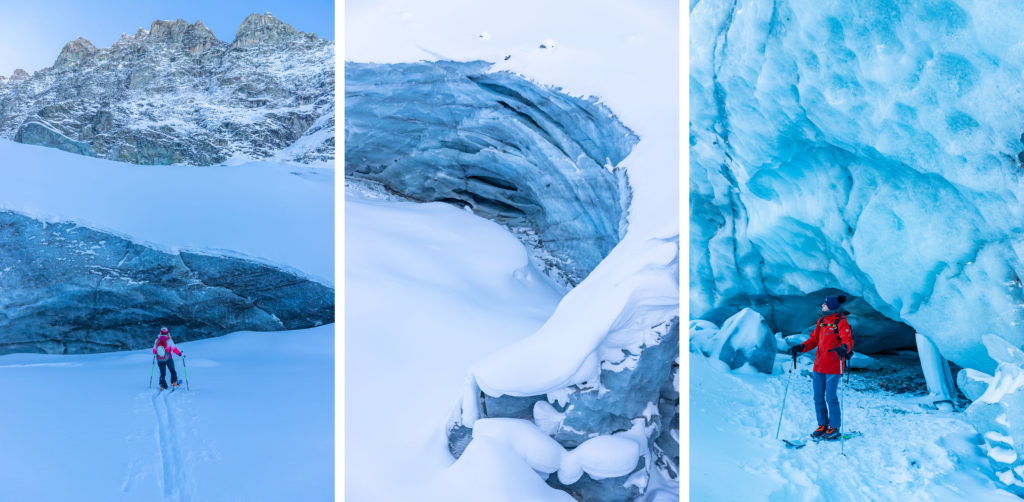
[0,211,333,354]
[691,0,1024,373]
[965,335,1024,494]
[345,60,636,286]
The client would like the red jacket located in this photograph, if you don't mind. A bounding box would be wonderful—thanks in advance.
[798,312,854,374]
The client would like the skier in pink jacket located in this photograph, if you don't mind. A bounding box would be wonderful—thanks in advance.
[153,327,184,390]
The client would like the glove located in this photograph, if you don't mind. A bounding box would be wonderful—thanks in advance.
[789,345,802,356]
[829,344,850,360]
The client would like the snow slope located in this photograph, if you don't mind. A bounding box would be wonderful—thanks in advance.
[344,188,566,501]
[0,325,333,501]
[690,353,1020,501]
[0,140,333,284]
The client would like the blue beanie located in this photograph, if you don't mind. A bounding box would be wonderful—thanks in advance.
[825,295,846,311]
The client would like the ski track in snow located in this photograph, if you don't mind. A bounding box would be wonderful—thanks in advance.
[152,389,194,502]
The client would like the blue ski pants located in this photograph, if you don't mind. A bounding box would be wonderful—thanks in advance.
[158,359,178,389]
[812,371,841,430]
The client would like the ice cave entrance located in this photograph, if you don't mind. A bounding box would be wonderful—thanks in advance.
[702,289,966,410]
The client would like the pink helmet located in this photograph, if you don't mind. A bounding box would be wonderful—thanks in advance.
[160,327,169,335]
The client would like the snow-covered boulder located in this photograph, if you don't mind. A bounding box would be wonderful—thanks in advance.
[704,308,777,374]
[688,319,719,355]
[964,335,1024,494]
[848,352,880,371]
[958,368,994,402]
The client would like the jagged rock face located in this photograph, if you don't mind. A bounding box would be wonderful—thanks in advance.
[0,13,333,165]
[0,211,333,354]
[233,13,303,48]
[345,61,637,286]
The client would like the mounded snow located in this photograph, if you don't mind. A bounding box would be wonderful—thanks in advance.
[344,189,563,500]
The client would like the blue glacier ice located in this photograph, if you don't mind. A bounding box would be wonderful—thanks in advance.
[0,210,333,354]
[964,335,1024,494]
[345,61,638,287]
[691,0,1024,374]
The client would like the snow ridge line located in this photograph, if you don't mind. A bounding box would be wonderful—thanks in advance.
[152,391,191,502]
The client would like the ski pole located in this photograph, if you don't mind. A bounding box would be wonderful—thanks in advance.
[775,352,797,440]
[148,355,155,388]
[840,358,846,456]
[181,355,190,391]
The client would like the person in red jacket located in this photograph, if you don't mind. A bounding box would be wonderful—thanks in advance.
[789,295,854,440]
[153,327,184,390]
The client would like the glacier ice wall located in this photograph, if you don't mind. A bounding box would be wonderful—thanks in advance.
[0,211,334,354]
[691,0,1024,372]
[345,61,637,286]
[345,60,678,500]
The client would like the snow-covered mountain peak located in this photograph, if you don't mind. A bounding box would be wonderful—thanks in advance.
[232,12,304,49]
[0,14,334,165]
[8,69,29,81]
[54,37,97,67]
[144,19,220,54]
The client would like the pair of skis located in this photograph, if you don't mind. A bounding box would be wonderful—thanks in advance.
[783,431,862,449]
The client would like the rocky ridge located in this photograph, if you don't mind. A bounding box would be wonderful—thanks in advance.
[0,13,333,165]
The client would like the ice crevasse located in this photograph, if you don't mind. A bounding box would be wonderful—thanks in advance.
[690,0,1024,374]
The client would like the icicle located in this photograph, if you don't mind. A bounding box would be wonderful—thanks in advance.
[916,332,957,408]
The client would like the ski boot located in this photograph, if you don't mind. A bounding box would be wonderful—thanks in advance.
[823,427,840,440]
[810,425,828,438]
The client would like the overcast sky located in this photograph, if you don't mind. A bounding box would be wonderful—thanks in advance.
[0,0,333,77]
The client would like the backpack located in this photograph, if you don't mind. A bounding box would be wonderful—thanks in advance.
[156,336,170,360]
[819,313,852,360]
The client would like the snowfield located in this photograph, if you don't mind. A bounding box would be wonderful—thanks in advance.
[0,140,334,285]
[691,353,1020,501]
[0,325,333,501]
